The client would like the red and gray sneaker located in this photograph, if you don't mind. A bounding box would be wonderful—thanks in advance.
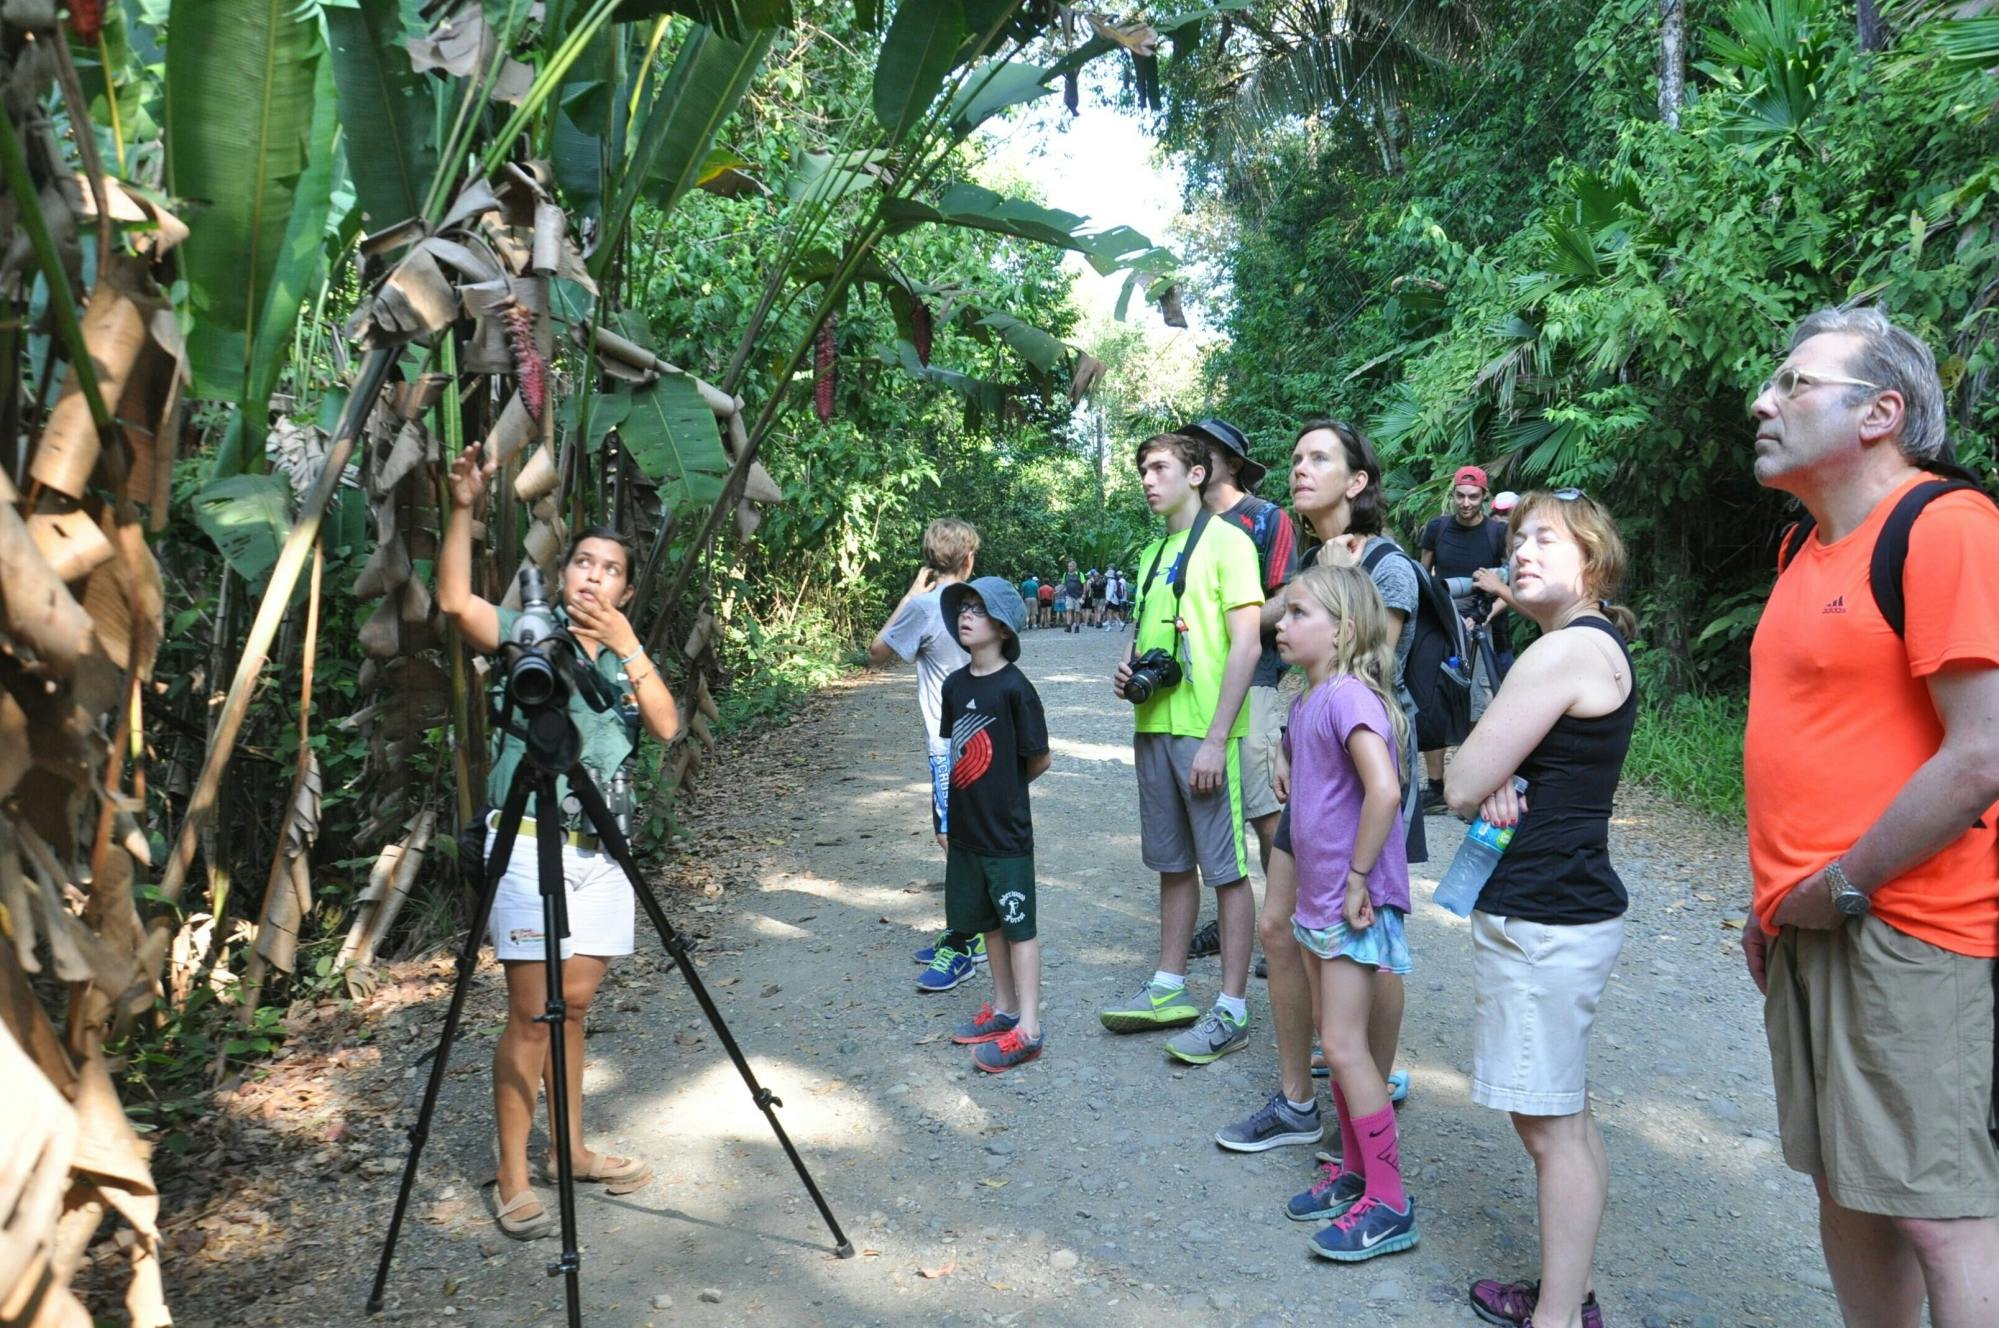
[951,1002,1020,1045]
[1470,1279,1604,1328]
[972,1027,1044,1073]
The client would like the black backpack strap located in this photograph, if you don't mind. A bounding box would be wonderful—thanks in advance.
[1777,516,1816,572]
[1360,541,1392,574]
[1870,480,1982,639]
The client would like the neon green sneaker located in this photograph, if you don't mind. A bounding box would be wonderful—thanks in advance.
[1099,979,1201,1033]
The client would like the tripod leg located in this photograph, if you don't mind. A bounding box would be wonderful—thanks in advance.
[534,776,584,1327]
[567,767,855,1258]
[366,779,530,1314]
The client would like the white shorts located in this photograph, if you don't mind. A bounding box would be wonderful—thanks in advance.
[485,821,635,961]
[1238,685,1285,821]
[1470,911,1624,1116]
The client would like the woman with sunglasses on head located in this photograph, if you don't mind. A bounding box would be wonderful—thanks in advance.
[1445,488,1638,1328]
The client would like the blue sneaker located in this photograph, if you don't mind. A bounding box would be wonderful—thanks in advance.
[1310,1195,1419,1262]
[1287,1161,1365,1222]
[916,944,975,992]
[1216,1091,1324,1153]
[913,932,988,966]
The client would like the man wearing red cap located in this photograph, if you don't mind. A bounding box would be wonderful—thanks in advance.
[1418,465,1511,811]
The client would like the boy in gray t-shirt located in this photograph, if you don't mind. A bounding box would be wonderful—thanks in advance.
[867,519,989,982]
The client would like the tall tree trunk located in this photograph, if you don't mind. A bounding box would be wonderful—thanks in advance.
[1659,0,1687,128]
[1371,84,1407,174]
[1857,0,1887,52]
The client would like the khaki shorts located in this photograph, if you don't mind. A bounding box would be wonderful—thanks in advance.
[1134,731,1250,886]
[1237,685,1285,821]
[1765,915,1999,1218]
[1471,911,1624,1116]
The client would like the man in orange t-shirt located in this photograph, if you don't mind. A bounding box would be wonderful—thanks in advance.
[1744,307,1999,1328]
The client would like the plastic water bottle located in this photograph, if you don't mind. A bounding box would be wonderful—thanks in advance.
[1432,777,1529,917]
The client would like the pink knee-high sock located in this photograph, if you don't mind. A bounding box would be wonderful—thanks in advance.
[1353,1101,1407,1209]
[1331,1084,1363,1180]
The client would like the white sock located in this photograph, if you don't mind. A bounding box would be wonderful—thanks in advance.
[1215,993,1248,1022]
[1151,969,1185,990]
[1286,1095,1316,1115]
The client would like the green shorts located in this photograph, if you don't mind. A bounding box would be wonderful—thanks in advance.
[945,845,1037,942]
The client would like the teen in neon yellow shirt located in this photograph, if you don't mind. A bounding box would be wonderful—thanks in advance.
[1130,517,1266,740]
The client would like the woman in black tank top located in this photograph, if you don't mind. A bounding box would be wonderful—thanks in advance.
[1440,490,1639,1328]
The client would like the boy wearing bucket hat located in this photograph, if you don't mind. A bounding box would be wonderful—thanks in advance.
[937,577,1052,1072]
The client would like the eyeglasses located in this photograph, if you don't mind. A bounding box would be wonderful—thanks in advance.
[957,602,990,619]
[1760,367,1881,399]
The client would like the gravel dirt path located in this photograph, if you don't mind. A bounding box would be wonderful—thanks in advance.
[139,625,1840,1327]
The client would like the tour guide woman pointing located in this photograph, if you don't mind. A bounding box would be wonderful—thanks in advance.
[438,444,682,1241]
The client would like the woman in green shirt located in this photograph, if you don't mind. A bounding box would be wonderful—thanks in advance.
[440,444,682,1240]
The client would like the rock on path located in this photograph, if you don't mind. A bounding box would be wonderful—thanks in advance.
[173,626,1836,1326]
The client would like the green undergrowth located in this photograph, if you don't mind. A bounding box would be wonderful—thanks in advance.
[711,606,860,736]
[1626,691,1747,824]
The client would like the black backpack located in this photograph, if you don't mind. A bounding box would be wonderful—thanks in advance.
[1360,541,1471,746]
[1776,472,1996,637]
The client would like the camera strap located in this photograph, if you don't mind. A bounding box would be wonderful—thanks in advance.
[1133,508,1212,666]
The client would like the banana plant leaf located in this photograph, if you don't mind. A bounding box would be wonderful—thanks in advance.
[595,24,773,277]
[873,0,967,146]
[609,0,790,42]
[164,0,322,401]
[946,58,1054,137]
[325,0,441,233]
[585,375,729,509]
[193,473,293,589]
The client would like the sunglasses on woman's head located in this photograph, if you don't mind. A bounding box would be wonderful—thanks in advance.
[1552,487,1586,501]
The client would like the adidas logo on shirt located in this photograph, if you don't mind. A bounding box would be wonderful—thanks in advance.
[1823,595,1846,614]
[966,699,978,709]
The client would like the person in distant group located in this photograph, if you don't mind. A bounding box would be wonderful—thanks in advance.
[1105,566,1130,627]
[1418,465,1510,811]
[866,517,989,989]
[1446,489,1638,1328]
[1017,571,1039,628]
[1742,306,1999,1328]
[1087,566,1109,627]
[1036,577,1055,628]
[1062,559,1086,633]
[937,577,1051,1073]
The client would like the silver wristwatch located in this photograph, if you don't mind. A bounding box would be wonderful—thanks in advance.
[1825,859,1870,917]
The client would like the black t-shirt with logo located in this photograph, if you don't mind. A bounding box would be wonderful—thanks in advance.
[938,663,1049,858]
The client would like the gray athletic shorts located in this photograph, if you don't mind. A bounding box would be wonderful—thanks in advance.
[1134,731,1250,886]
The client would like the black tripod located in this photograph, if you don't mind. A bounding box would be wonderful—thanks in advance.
[367,699,853,1324]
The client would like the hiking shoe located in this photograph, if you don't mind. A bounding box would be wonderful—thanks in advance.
[1309,1195,1419,1262]
[1099,980,1200,1033]
[1188,918,1221,958]
[1216,1091,1324,1153]
[1469,1279,1604,1328]
[951,1002,1019,1045]
[916,945,976,992]
[973,1028,1044,1073]
[1254,953,1268,979]
[1421,785,1449,814]
[1165,1006,1250,1065]
[913,932,987,966]
[1286,1161,1365,1222]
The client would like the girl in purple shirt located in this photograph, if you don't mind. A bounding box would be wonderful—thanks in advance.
[1273,563,1418,1264]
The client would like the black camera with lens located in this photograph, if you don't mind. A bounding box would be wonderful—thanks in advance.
[499,566,618,714]
[1123,648,1183,705]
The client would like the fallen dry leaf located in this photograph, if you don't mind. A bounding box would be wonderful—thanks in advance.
[979,1177,1007,1189]
[918,1256,956,1280]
